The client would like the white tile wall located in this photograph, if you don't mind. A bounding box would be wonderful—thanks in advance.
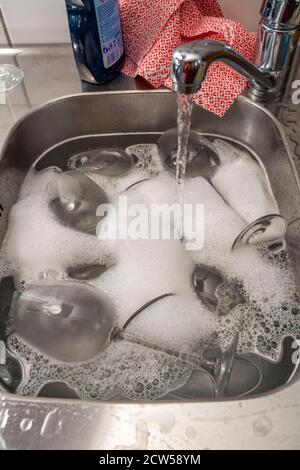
[0,0,70,44]
[0,0,262,45]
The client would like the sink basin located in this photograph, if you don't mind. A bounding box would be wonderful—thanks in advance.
[0,90,300,449]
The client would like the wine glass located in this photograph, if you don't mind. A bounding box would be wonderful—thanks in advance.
[10,280,263,398]
[46,171,109,235]
[158,130,287,253]
[0,63,24,123]
[232,214,287,253]
[0,63,23,92]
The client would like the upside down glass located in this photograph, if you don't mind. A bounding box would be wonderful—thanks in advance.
[158,130,287,252]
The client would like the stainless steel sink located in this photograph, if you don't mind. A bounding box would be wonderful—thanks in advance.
[0,90,300,449]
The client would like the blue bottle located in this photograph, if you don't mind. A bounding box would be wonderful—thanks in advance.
[65,0,124,84]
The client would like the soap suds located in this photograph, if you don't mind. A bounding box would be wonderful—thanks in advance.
[1,140,299,400]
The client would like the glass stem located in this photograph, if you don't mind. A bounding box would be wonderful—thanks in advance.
[114,328,205,370]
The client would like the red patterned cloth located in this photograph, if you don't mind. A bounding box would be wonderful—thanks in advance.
[119,0,257,116]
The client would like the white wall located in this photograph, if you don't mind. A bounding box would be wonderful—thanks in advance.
[0,0,262,45]
[221,0,261,32]
[1,0,70,44]
[0,21,8,45]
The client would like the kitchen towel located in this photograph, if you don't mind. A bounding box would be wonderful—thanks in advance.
[119,0,257,116]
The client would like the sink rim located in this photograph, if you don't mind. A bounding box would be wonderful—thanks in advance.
[0,89,299,405]
[2,88,299,191]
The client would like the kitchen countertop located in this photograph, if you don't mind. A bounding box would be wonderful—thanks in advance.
[0,44,153,147]
[0,44,300,450]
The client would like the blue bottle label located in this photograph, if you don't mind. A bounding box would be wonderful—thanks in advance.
[93,0,124,69]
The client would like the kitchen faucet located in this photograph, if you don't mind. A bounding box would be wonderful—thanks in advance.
[170,0,300,101]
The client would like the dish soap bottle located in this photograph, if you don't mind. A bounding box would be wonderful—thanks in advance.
[65,0,124,84]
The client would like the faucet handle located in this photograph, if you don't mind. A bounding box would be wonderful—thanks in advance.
[260,0,300,28]
[170,40,274,95]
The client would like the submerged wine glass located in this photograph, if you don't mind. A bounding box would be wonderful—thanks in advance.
[232,214,287,252]
[158,129,286,253]
[193,265,244,316]
[46,171,109,235]
[67,148,133,177]
[10,280,263,398]
[210,138,287,253]
[158,128,220,179]
[12,280,117,363]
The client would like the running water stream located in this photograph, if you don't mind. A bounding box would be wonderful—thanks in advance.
[176,94,194,203]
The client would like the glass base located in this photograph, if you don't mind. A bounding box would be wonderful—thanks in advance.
[0,64,24,92]
[232,214,286,253]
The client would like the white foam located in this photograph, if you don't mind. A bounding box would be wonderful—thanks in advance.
[1,168,112,289]
[211,139,280,223]
[2,140,300,400]
[92,175,213,347]
[8,334,193,400]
